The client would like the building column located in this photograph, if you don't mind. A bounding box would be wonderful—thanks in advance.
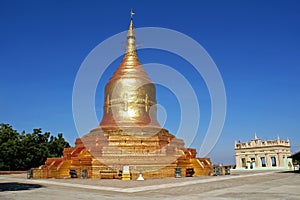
[255,154,260,168]
[281,153,285,168]
[235,155,241,168]
[277,153,282,167]
[283,154,287,168]
[265,154,270,168]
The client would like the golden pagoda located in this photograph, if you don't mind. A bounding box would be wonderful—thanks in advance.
[32,12,212,179]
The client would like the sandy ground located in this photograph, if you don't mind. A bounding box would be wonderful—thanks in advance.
[0,170,299,200]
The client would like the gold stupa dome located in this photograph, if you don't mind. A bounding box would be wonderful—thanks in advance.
[100,17,160,128]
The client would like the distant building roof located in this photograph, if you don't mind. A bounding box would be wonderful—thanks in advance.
[288,151,300,160]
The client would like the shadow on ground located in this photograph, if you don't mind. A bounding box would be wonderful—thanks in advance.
[0,182,43,192]
[278,170,300,174]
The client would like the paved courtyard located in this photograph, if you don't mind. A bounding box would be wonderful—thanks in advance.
[0,170,299,200]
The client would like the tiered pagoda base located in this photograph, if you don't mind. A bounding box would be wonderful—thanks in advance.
[32,126,212,179]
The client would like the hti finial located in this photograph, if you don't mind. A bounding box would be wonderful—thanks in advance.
[130,9,135,19]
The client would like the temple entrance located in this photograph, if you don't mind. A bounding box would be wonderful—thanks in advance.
[261,157,266,167]
[81,169,88,179]
[241,158,246,168]
[69,169,78,178]
[271,157,277,167]
[251,158,255,169]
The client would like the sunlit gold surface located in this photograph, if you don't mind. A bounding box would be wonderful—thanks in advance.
[100,19,159,128]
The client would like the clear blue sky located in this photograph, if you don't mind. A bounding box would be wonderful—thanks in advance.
[1,0,299,164]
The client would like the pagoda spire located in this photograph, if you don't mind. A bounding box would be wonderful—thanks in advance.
[126,10,136,55]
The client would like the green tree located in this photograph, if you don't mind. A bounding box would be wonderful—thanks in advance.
[0,123,71,170]
[48,133,70,158]
[19,128,51,169]
[0,124,20,170]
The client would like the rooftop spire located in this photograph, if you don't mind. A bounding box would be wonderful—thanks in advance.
[254,133,258,140]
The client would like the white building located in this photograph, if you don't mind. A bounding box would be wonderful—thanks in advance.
[235,134,292,170]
